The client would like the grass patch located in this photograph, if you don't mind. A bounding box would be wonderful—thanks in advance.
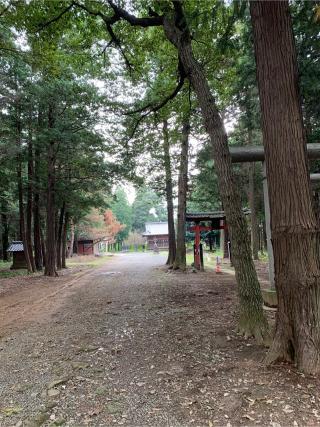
[0,260,39,278]
[258,251,269,262]
[0,268,31,279]
[186,249,224,269]
[66,255,111,268]
[0,260,32,278]
[0,260,12,270]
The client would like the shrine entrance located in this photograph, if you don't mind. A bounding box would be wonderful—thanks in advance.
[186,211,228,270]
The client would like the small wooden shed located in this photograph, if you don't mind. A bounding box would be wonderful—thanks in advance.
[77,236,110,256]
[77,239,94,256]
[7,241,27,269]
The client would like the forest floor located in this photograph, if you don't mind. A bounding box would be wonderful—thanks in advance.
[0,252,320,427]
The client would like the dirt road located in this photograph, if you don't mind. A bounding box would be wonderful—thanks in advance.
[1,253,320,426]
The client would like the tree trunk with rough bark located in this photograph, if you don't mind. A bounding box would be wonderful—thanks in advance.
[45,104,58,277]
[33,141,43,271]
[26,124,36,272]
[163,119,176,266]
[56,202,65,270]
[163,6,268,340]
[1,203,9,261]
[250,0,320,373]
[62,211,69,268]
[16,106,33,273]
[33,201,43,271]
[173,114,190,270]
[40,226,46,267]
[67,218,75,258]
[34,109,43,270]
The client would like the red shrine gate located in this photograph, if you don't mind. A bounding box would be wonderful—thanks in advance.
[186,212,228,270]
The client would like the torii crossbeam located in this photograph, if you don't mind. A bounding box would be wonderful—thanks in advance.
[229,143,320,287]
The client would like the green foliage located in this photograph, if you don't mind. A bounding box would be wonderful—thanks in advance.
[292,1,320,144]
[110,187,132,241]
[188,146,221,212]
[0,6,125,258]
[132,187,167,232]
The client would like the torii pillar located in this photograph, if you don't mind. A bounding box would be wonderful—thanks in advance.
[229,143,320,288]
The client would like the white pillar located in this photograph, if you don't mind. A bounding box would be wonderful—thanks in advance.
[220,219,225,257]
[262,162,275,288]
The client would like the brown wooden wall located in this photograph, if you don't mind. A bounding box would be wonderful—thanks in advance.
[78,241,94,255]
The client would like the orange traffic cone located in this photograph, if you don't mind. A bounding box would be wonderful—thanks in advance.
[215,264,222,274]
[215,256,222,274]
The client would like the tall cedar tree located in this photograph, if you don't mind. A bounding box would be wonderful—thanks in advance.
[162,119,176,265]
[173,113,190,270]
[250,1,320,373]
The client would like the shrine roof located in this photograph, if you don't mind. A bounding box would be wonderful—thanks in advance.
[186,209,250,222]
[143,222,169,236]
[7,241,24,252]
[186,211,225,221]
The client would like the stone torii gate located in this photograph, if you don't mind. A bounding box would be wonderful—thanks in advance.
[229,143,320,288]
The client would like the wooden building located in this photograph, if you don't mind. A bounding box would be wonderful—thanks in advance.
[77,236,110,256]
[143,222,169,250]
[7,241,27,269]
[77,239,94,255]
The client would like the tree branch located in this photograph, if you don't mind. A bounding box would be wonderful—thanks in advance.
[106,22,133,70]
[107,0,163,27]
[128,112,150,139]
[38,2,75,31]
[0,1,14,17]
[126,69,186,116]
[38,1,163,71]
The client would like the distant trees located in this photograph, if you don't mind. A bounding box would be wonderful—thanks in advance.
[107,186,167,239]
[76,209,124,244]
[110,188,132,241]
[0,19,116,275]
[131,187,167,233]
[103,210,124,240]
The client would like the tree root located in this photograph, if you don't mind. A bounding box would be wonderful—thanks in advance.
[172,263,186,272]
[264,347,291,366]
[263,326,294,366]
[264,333,320,375]
[44,270,59,277]
[238,316,270,346]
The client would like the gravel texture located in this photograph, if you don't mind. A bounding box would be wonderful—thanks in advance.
[0,252,320,427]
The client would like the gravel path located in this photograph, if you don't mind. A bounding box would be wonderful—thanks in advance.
[1,253,320,427]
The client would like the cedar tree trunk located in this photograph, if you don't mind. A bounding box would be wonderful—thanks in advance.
[173,114,190,270]
[67,217,75,258]
[163,6,268,340]
[62,210,69,268]
[26,126,36,271]
[45,104,58,277]
[16,106,33,273]
[56,202,65,270]
[1,204,9,261]
[163,119,176,265]
[251,0,320,373]
[33,142,43,271]
[40,226,46,268]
